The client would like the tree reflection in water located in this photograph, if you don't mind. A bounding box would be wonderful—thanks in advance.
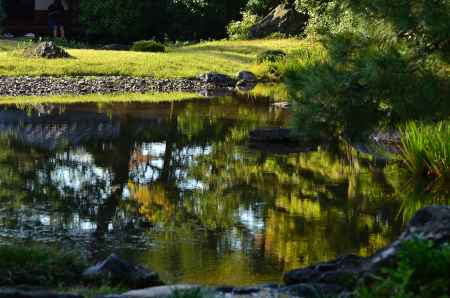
[0,98,444,285]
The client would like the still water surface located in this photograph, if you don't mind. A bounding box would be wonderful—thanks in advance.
[0,96,419,285]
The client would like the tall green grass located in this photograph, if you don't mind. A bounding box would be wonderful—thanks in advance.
[400,121,450,178]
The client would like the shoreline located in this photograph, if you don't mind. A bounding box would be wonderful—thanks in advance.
[0,76,235,98]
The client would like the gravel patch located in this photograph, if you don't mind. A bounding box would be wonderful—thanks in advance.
[0,76,234,97]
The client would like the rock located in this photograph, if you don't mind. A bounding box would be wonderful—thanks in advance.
[0,288,82,298]
[0,76,222,97]
[235,80,257,91]
[249,128,293,142]
[237,71,257,83]
[272,101,290,109]
[283,255,364,287]
[82,254,164,289]
[365,205,450,272]
[198,72,236,87]
[283,206,450,295]
[249,4,307,39]
[279,283,348,298]
[121,285,200,298]
[102,44,130,51]
[24,41,71,59]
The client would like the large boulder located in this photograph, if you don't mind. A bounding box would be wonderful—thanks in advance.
[82,254,164,289]
[198,72,236,87]
[283,205,450,295]
[24,41,71,59]
[249,4,307,39]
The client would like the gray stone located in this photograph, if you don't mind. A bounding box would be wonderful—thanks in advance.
[249,128,293,142]
[24,41,71,59]
[237,71,257,83]
[249,4,307,39]
[198,72,236,87]
[0,76,222,97]
[279,283,347,298]
[122,285,200,298]
[272,102,290,109]
[0,288,82,298]
[82,254,164,289]
[235,80,257,91]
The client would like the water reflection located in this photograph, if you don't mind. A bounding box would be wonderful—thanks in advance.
[0,98,442,285]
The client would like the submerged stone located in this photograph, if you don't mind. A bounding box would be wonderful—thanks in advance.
[82,254,164,289]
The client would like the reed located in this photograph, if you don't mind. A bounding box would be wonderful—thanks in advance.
[400,121,450,178]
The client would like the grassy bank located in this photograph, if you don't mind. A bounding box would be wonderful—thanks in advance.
[0,38,307,78]
[0,91,201,105]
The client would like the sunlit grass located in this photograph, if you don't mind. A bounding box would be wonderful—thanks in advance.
[0,91,201,105]
[0,38,309,78]
[400,121,450,178]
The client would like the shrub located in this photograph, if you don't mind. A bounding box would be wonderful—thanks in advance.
[131,40,166,53]
[400,121,450,179]
[356,238,450,298]
[269,0,450,141]
[256,50,286,63]
[0,244,87,286]
[227,11,258,40]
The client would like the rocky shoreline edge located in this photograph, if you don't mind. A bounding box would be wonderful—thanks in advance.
[1,205,448,298]
[0,72,258,98]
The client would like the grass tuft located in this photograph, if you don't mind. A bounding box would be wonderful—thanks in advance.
[399,121,450,179]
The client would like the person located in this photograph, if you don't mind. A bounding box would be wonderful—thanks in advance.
[48,0,65,38]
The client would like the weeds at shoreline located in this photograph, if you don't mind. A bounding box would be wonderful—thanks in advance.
[400,121,450,179]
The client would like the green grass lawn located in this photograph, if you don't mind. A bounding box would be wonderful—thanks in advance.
[0,38,308,78]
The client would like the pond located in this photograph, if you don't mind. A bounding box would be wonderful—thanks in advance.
[0,95,437,286]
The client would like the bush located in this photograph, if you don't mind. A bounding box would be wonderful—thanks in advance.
[269,0,450,141]
[0,244,87,286]
[227,11,258,40]
[131,40,166,52]
[400,121,450,179]
[356,238,450,298]
[256,50,286,63]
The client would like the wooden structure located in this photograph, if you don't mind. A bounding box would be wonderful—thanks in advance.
[4,0,80,35]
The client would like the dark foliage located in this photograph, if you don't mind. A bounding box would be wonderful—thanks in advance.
[256,50,286,63]
[131,40,166,53]
[79,0,248,42]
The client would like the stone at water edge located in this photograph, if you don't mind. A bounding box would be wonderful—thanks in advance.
[198,72,236,87]
[283,205,450,294]
[236,71,257,83]
[82,254,164,289]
